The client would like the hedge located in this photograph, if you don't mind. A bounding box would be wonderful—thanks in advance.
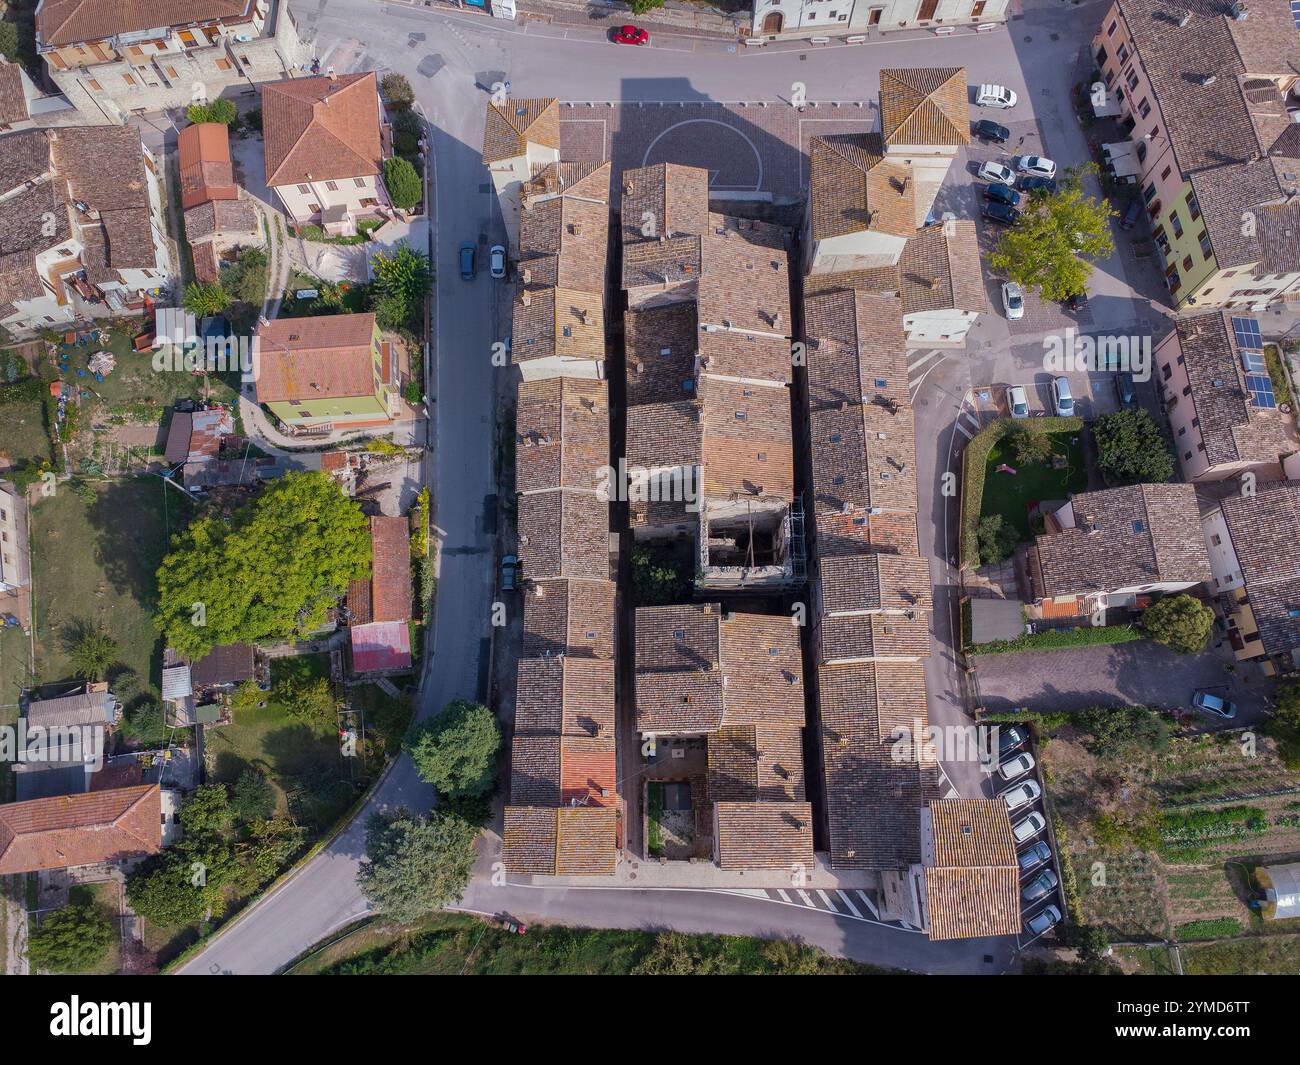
[1176,917,1242,941]
[968,623,1140,656]
[959,415,1083,569]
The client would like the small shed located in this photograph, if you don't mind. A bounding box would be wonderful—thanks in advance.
[161,664,193,702]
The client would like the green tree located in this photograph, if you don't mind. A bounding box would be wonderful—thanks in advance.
[181,783,234,838]
[278,675,337,727]
[357,808,479,923]
[629,0,665,13]
[1007,424,1053,466]
[118,698,168,747]
[369,242,431,331]
[126,850,223,926]
[0,22,19,64]
[1092,408,1175,484]
[631,546,689,605]
[155,471,371,658]
[383,156,423,211]
[183,281,232,318]
[64,619,117,681]
[1076,704,1172,760]
[1266,682,1300,768]
[238,817,306,889]
[988,164,1115,302]
[27,904,113,973]
[976,513,1020,566]
[231,770,276,824]
[372,292,411,332]
[1141,594,1214,655]
[404,699,501,798]
[380,73,415,110]
[186,99,238,126]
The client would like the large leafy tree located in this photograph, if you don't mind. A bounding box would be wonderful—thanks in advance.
[989,164,1115,302]
[369,242,431,331]
[155,472,371,658]
[1093,408,1175,484]
[28,904,114,973]
[127,786,237,926]
[383,156,423,210]
[183,281,232,318]
[357,808,478,923]
[1141,594,1214,655]
[404,699,501,798]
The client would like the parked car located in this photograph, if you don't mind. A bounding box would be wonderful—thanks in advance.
[1051,376,1075,416]
[976,84,1018,109]
[973,119,1011,144]
[1018,174,1058,195]
[1121,198,1143,230]
[1001,281,1025,321]
[1115,370,1136,408]
[1007,385,1030,419]
[998,725,1027,755]
[1016,155,1058,179]
[977,160,1016,184]
[1192,689,1237,720]
[612,24,649,44]
[489,244,506,279]
[985,182,1021,207]
[459,241,476,281]
[1002,779,1042,812]
[1022,868,1059,903]
[1063,291,1089,312]
[500,554,518,592]
[1018,840,1052,873]
[1011,810,1047,844]
[998,751,1037,782]
[1025,904,1062,936]
[981,201,1021,226]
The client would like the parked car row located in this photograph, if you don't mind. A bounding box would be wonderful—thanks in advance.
[994,724,1063,938]
[460,240,508,281]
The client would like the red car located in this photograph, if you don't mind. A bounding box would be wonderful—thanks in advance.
[612,24,649,45]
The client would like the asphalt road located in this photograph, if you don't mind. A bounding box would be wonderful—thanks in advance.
[177,0,1121,976]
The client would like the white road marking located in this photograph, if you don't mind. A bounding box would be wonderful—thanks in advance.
[641,119,765,191]
[775,888,791,903]
[954,420,974,440]
[816,889,839,913]
[836,890,863,918]
[796,889,815,907]
[855,890,879,919]
[907,349,944,375]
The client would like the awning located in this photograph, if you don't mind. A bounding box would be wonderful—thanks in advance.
[1103,142,1142,179]
[1091,83,1121,117]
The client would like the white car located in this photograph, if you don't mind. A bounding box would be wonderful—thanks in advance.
[1002,778,1042,812]
[1016,155,1058,179]
[489,244,507,280]
[1051,376,1075,417]
[978,161,1016,185]
[1001,281,1024,321]
[1012,810,1047,844]
[977,84,1018,109]
[998,751,1036,782]
[1007,385,1030,420]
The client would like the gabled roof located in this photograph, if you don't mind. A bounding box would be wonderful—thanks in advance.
[189,643,255,688]
[0,784,161,874]
[37,0,252,48]
[25,688,114,730]
[0,59,31,126]
[1218,480,1300,668]
[519,194,609,293]
[619,162,710,249]
[512,656,615,807]
[819,553,933,615]
[177,122,238,210]
[516,489,608,581]
[511,285,606,365]
[808,134,915,241]
[713,801,814,870]
[262,73,384,187]
[809,394,917,516]
[525,160,611,204]
[368,515,412,623]
[897,221,985,315]
[923,799,1021,941]
[483,98,561,164]
[501,805,617,876]
[349,620,411,673]
[879,67,970,147]
[707,726,805,803]
[515,377,609,494]
[521,578,616,660]
[254,313,377,405]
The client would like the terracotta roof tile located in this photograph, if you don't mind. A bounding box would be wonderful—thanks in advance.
[879,67,970,147]
[516,489,608,581]
[713,802,814,870]
[254,313,377,405]
[38,0,250,47]
[262,73,384,187]
[368,515,412,623]
[483,99,560,164]
[0,784,161,874]
[808,134,915,241]
[515,377,609,494]
[521,578,616,660]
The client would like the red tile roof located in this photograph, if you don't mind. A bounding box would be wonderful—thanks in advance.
[262,73,385,187]
[254,313,378,405]
[0,784,161,874]
[177,122,238,210]
[350,620,411,673]
[369,515,412,623]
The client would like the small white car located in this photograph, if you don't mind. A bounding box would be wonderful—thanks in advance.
[489,244,507,280]
[978,160,1017,185]
[1051,376,1075,417]
[998,751,1036,782]
[1012,810,1047,844]
[1016,155,1058,179]
[977,84,1018,109]
[1002,778,1042,812]
[1001,281,1024,321]
[1008,385,1030,420]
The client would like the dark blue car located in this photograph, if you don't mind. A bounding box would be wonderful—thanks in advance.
[1018,175,1058,195]
[984,182,1021,207]
[459,241,476,281]
[981,201,1020,225]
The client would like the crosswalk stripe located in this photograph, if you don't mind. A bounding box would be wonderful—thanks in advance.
[816,889,839,913]
[775,889,791,903]
[943,787,959,799]
[855,890,879,918]
[836,890,863,918]
[796,889,815,908]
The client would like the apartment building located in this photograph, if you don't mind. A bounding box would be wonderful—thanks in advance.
[1023,483,1212,618]
[1152,311,1300,482]
[1202,479,1300,676]
[1091,0,1300,308]
[36,0,309,124]
[483,98,562,252]
[750,0,1009,42]
[253,313,400,432]
[262,72,391,235]
[0,481,31,612]
[0,125,173,338]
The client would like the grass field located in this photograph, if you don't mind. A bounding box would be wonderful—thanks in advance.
[980,431,1089,541]
[0,387,51,470]
[1181,932,1300,975]
[63,883,122,976]
[27,478,189,693]
[289,913,891,976]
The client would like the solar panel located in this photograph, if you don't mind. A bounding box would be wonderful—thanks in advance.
[1293,0,1300,28]
[1245,373,1277,409]
[1241,350,1266,373]
[1231,316,1263,351]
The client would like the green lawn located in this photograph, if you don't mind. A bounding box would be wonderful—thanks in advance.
[1181,933,1300,975]
[28,478,189,693]
[0,385,51,470]
[290,913,893,976]
[980,431,1089,542]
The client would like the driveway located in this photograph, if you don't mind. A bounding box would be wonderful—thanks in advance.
[973,638,1272,726]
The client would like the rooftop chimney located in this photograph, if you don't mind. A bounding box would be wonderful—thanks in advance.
[521,290,531,307]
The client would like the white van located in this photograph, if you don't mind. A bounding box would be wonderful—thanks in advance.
[977,84,1017,109]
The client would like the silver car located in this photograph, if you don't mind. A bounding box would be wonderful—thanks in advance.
[1025,904,1062,936]
[1002,778,1042,812]
[998,751,1036,782]
[1018,840,1052,873]
[1022,868,1059,903]
[1012,810,1047,843]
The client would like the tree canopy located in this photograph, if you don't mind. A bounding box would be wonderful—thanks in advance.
[183,281,232,319]
[383,156,423,211]
[1140,594,1214,655]
[155,471,371,658]
[1093,408,1175,485]
[186,99,238,127]
[357,808,479,923]
[404,700,501,799]
[988,164,1115,302]
[28,904,114,973]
